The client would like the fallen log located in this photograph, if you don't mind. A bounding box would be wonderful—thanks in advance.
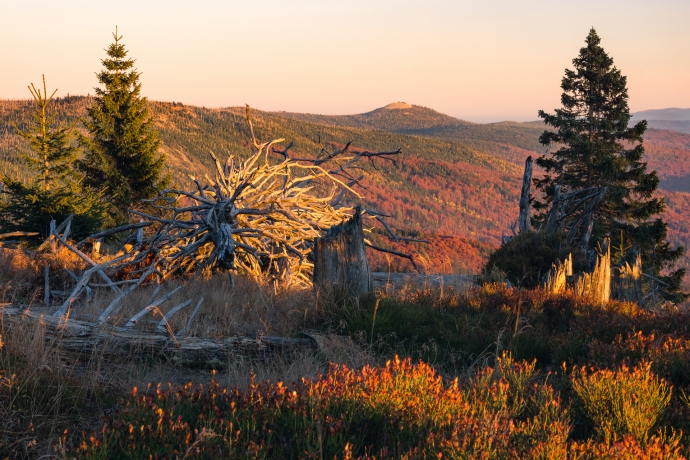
[1,308,318,362]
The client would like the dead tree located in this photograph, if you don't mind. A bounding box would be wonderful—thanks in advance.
[518,156,533,233]
[1,307,317,361]
[27,107,417,323]
[543,185,608,242]
[313,206,372,299]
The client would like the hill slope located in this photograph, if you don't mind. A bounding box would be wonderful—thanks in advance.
[1,98,688,284]
[274,103,690,281]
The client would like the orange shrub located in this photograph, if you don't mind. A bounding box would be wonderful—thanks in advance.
[78,357,574,459]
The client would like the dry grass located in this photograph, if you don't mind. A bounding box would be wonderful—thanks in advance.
[0,247,377,457]
[78,274,318,337]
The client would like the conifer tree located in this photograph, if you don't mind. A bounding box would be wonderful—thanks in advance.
[534,28,686,301]
[0,76,107,243]
[79,28,168,223]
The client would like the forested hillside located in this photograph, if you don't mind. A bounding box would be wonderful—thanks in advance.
[1,97,688,282]
[276,102,690,283]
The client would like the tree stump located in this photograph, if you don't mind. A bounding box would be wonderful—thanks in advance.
[572,239,611,304]
[611,249,643,303]
[542,239,612,304]
[313,206,372,300]
[543,253,573,294]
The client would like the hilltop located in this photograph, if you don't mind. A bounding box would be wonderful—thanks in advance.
[273,104,545,163]
[1,98,688,283]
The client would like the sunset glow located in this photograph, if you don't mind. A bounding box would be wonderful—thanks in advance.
[2,0,689,121]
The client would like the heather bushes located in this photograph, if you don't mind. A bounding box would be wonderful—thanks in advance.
[7,279,690,457]
[76,356,563,458]
[571,362,672,443]
[75,356,685,459]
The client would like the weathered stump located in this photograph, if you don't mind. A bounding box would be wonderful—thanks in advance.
[313,206,372,300]
[542,238,612,304]
[572,239,611,304]
[611,249,643,303]
[543,253,573,294]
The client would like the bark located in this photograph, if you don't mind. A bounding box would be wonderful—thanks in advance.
[313,206,372,300]
[546,185,562,234]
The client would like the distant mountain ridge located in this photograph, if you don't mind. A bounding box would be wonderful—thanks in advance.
[273,104,546,164]
[631,108,690,134]
[632,108,690,121]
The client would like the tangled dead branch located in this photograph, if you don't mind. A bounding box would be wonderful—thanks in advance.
[22,106,417,323]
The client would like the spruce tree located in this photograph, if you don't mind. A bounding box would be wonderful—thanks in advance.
[534,28,686,301]
[79,28,168,223]
[0,76,107,243]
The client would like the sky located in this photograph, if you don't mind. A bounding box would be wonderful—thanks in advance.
[2,0,689,122]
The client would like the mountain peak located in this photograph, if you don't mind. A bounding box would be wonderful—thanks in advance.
[383,102,413,110]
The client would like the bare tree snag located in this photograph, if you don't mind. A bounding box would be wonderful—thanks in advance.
[518,156,533,233]
[579,188,608,251]
[546,185,562,234]
[313,206,372,300]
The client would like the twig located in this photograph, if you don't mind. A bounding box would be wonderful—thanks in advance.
[177,297,204,337]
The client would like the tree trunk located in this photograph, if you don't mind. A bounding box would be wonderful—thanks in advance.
[518,156,533,233]
[313,205,372,300]
[1,308,317,362]
[546,185,562,234]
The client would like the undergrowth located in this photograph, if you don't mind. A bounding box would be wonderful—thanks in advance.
[4,280,690,457]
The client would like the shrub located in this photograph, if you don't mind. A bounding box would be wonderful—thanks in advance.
[484,231,588,289]
[77,357,572,459]
[571,362,672,444]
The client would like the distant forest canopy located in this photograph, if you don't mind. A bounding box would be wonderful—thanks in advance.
[1,97,688,282]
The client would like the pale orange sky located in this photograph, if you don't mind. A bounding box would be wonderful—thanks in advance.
[2,0,689,122]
